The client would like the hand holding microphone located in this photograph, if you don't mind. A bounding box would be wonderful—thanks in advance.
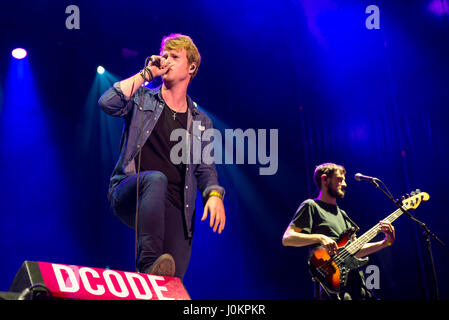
[140,55,173,82]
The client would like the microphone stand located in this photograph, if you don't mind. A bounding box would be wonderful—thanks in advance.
[367,178,444,300]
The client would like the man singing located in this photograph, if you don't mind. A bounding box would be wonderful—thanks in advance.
[282,163,395,299]
[99,34,226,279]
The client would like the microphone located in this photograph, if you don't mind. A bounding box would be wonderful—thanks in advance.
[146,56,161,68]
[354,173,379,182]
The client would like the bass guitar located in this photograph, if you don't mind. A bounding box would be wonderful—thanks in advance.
[308,190,429,294]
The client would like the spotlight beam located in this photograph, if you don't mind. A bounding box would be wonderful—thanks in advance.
[12,48,27,60]
[97,66,105,74]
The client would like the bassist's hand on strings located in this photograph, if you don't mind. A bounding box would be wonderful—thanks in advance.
[318,234,339,256]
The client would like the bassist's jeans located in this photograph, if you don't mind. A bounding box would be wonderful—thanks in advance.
[315,271,376,300]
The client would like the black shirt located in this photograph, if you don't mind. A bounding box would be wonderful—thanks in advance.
[290,199,354,242]
[136,102,188,210]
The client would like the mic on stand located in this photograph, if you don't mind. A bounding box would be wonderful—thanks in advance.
[354,173,379,182]
[354,171,444,299]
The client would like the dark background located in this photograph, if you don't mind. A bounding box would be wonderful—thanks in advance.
[1,0,448,299]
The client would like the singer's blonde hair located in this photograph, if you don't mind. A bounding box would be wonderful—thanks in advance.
[160,33,201,80]
[313,163,346,190]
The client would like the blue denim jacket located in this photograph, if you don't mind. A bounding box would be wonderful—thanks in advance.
[98,82,225,237]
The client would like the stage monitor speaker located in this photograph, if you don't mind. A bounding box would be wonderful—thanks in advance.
[9,261,190,300]
[9,261,51,300]
[0,291,21,300]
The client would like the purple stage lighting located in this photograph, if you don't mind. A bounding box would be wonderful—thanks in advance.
[12,48,27,59]
[428,0,449,16]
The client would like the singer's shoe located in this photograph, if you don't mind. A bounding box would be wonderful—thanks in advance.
[145,254,176,277]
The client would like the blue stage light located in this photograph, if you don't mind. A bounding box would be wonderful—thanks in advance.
[11,48,27,59]
[97,66,105,74]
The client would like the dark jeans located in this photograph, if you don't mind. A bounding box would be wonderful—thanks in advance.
[315,271,376,300]
[110,170,192,279]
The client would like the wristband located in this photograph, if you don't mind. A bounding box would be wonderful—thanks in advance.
[139,67,154,82]
[208,191,223,200]
[145,67,154,81]
[139,69,147,81]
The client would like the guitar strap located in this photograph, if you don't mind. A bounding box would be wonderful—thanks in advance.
[339,208,360,233]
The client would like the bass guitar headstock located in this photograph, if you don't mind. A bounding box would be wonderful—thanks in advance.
[400,190,430,210]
